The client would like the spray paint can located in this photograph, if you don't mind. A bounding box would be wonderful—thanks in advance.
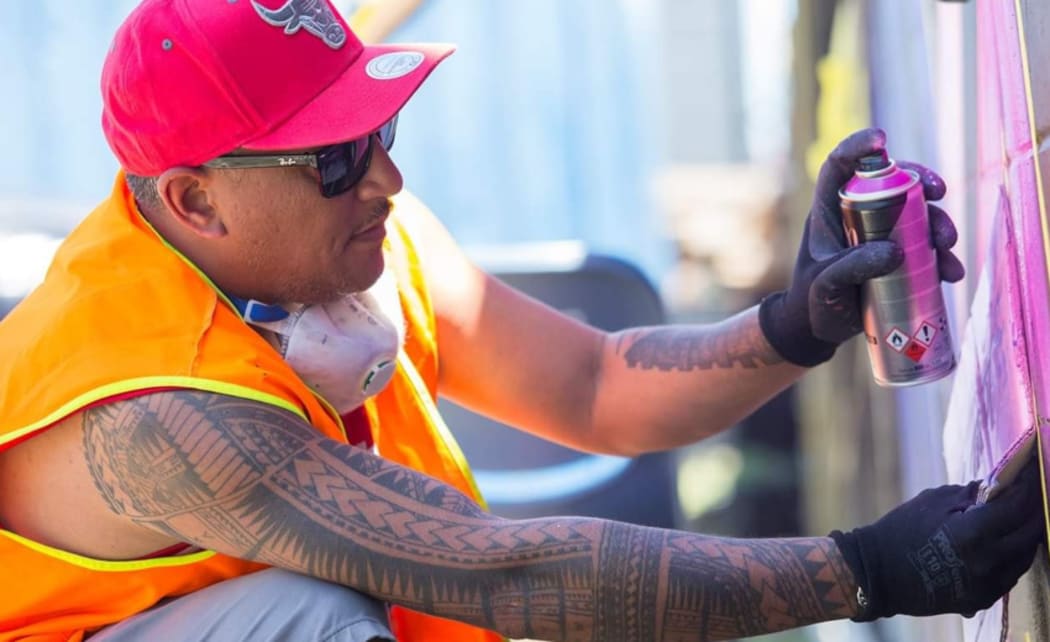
[838,150,955,386]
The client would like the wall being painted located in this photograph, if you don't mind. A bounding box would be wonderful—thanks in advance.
[940,1,1050,641]
[864,1,1050,640]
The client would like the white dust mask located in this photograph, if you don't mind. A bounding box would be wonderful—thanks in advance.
[236,267,405,415]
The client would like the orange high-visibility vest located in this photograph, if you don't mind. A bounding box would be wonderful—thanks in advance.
[0,174,502,642]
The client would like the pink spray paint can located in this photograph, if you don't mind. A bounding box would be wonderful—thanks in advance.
[839,149,956,386]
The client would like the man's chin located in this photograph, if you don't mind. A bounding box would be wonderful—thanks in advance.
[338,255,387,297]
[289,252,387,305]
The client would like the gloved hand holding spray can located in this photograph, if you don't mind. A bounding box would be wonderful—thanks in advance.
[839,149,956,386]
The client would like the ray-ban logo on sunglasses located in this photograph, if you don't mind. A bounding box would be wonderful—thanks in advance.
[366,52,424,80]
[251,0,347,49]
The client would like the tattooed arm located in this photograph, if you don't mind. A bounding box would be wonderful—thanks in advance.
[591,307,805,454]
[393,195,805,457]
[83,389,857,641]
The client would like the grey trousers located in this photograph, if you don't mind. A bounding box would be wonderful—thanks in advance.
[89,568,394,642]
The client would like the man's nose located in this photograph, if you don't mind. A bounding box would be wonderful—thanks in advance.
[356,136,403,199]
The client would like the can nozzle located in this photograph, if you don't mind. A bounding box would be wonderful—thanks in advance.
[858,150,891,173]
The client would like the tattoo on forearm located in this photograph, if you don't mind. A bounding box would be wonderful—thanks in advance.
[83,391,850,640]
[617,320,784,372]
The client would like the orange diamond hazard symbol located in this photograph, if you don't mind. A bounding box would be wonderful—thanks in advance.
[904,340,927,362]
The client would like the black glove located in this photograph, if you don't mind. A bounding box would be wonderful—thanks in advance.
[830,456,1044,621]
[759,128,966,366]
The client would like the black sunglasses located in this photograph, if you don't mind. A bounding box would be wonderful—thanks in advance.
[202,114,398,198]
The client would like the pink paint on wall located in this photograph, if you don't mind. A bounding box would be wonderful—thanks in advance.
[968,0,1045,471]
[945,196,1032,486]
[945,1,1049,639]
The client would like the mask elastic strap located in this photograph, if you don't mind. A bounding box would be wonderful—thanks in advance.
[228,297,297,353]
[228,296,291,323]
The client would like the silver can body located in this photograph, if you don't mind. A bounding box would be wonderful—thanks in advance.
[840,168,955,386]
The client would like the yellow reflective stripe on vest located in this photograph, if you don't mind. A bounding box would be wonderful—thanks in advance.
[395,351,488,510]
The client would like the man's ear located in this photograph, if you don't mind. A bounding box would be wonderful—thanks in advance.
[156,167,227,239]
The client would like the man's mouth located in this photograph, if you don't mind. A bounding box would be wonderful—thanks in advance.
[350,202,391,239]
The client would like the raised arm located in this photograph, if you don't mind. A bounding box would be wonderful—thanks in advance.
[80,390,1040,641]
[418,129,963,456]
[395,192,810,456]
[83,389,859,640]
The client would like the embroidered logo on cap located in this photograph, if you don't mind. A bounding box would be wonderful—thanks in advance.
[251,0,347,50]
[366,52,425,80]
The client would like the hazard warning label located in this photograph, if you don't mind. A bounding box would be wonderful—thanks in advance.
[885,327,909,353]
[913,321,937,347]
[904,341,927,362]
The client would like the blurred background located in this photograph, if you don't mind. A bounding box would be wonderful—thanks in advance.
[0,1,1040,641]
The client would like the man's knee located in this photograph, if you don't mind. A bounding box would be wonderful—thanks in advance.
[92,568,393,642]
[210,569,394,641]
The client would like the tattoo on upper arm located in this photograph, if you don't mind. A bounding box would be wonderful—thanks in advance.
[617,324,784,371]
[82,391,850,640]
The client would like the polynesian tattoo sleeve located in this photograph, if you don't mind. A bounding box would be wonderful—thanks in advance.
[83,391,854,641]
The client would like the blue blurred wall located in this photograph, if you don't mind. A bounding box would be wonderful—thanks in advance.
[0,2,138,207]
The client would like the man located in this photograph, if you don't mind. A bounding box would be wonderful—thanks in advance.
[0,0,1041,641]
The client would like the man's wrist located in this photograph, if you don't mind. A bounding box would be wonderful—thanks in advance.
[829,528,880,622]
[757,292,838,367]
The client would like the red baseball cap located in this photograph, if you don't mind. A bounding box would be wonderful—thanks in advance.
[101,0,454,175]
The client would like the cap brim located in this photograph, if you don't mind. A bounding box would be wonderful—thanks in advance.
[244,43,455,151]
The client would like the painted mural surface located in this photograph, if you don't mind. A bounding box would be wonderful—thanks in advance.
[942,1,1049,640]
